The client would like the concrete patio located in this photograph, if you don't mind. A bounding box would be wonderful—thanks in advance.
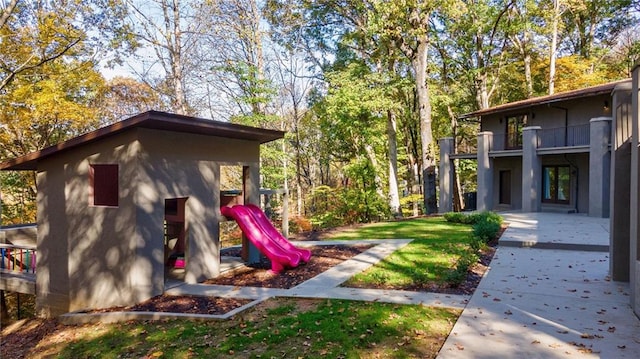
[438,212,640,358]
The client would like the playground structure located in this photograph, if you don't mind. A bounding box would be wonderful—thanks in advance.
[0,111,287,317]
[221,204,311,272]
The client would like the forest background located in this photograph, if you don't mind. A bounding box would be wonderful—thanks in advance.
[1,0,638,230]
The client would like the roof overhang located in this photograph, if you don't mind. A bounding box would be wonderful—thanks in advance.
[1,110,285,171]
[459,79,631,119]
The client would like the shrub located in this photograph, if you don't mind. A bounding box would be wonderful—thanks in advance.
[310,212,342,230]
[472,212,503,243]
[400,194,424,216]
[445,211,503,245]
[443,212,466,223]
[445,251,479,287]
[307,185,391,229]
[443,211,483,225]
[289,216,313,233]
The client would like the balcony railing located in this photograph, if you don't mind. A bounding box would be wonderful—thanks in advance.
[539,124,592,148]
[0,244,37,273]
[453,124,606,155]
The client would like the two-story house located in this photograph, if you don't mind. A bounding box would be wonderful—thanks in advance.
[439,79,631,218]
[440,76,640,316]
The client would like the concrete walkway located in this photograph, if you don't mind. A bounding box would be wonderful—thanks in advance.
[62,238,470,324]
[438,212,640,358]
[62,211,640,358]
[165,239,470,310]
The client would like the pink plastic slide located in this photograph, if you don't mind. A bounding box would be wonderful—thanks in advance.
[221,205,301,273]
[244,204,312,262]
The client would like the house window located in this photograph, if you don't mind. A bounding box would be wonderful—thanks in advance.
[505,115,527,149]
[542,165,570,204]
[90,164,119,207]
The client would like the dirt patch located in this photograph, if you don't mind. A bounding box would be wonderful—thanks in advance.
[1,318,61,359]
[207,244,371,288]
[64,244,370,318]
[85,295,252,315]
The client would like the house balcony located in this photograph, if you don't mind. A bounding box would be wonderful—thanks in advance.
[451,123,602,159]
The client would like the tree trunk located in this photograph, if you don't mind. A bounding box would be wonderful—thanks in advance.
[447,105,464,212]
[364,144,385,200]
[293,112,304,217]
[412,162,420,216]
[475,26,490,110]
[413,35,437,214]
[164,0,189,114]
[523,33,533,98]
[405,123,421,217]
[549,0,560,95]
[0,0,19,31]
[250,0,267,118]
[452,163,463,211]
[387,109,401,217]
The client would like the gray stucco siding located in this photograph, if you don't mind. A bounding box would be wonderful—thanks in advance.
[480,95,612,135]
[136,128,262,283]
[36,130,142,315]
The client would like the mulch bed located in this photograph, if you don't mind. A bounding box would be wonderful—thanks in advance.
[80,244,371,316]
[94,237,497,316]
[206,244,372,288]
[5,227,501,319]
[85,295,253,316]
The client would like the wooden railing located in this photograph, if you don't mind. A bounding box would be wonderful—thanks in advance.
[0,244,36,273]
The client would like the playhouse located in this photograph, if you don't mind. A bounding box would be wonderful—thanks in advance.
[0,111,284,317]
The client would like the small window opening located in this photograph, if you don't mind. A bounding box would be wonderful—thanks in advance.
[90,164,119,207]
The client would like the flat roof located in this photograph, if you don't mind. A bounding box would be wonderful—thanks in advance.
[459,79,631,119]
[1,110,285,171]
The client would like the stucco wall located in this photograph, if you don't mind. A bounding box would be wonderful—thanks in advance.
[136,128,261,284]
[36,130,141,316]
[486,153,588,214]
[481,95,612,135]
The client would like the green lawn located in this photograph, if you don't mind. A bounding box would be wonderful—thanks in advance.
[3,217,475,358]
[328,217,474,289]
[53,298,459,359]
